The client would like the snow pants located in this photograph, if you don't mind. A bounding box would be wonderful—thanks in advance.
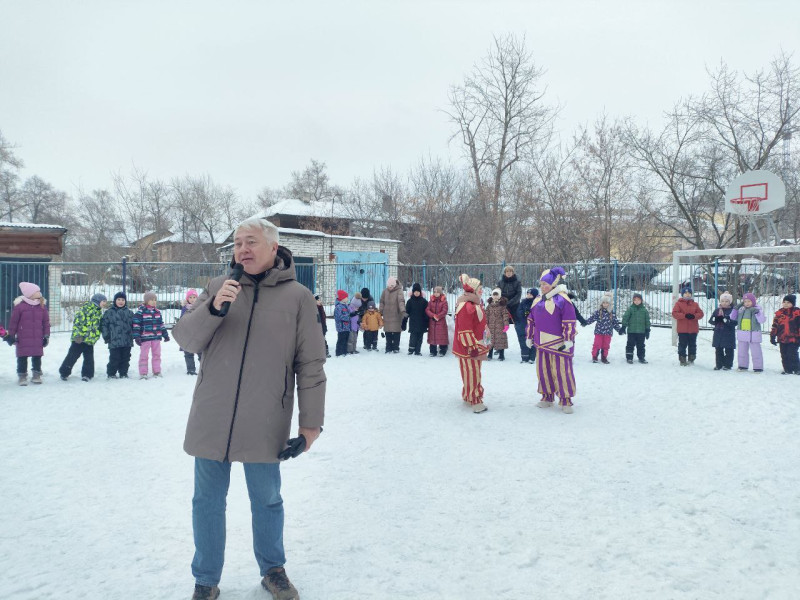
[625,333,646,361]
[347,330,359,353]
[60,342,95,379]
[335,331,349,356]
[408,331,424,354]
[514,320,530,361]
[363,330,379,349]
[384,332,401,352]
[536,347,575,406]
[677,333,697,358]
[138,340,162,375]
[591,334,611,359]
[17,355,42,374]
[457,356,484,404]
[779,342,800,374]
[737,341,763,370]
[714,347,735,370]
[107,346,132,377]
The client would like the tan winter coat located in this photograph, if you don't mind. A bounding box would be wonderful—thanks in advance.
[380,284,407,333]
[360,310,384,331]
[173,247,326,463]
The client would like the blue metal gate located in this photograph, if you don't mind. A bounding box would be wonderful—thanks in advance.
[334,252,388,297]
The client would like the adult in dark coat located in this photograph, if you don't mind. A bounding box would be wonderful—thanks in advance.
[7,282,50,384]
[497,265,522,320]
[101,291,135,378]
[405,283,429,355]
[425,286,449,356]
[515,288,538,363]
[709,291,737,370]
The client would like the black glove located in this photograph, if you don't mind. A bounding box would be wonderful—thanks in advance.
[381,332,385,338]
[5,335,15,346]
[42,336,49,348]
[645,329,650,340]
[770,335,778,346]
[163,333,170,342]
[401,317,408,331]
[278,435,307,460]
[618,326,626,336]
[103,336,109,344]
[684,313,695,320]
[135,339,142,346]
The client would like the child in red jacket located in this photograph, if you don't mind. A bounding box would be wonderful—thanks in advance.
[770,294,800,375]
[671,286,705,366]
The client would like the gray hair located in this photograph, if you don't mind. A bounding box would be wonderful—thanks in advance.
[235,217,280,245]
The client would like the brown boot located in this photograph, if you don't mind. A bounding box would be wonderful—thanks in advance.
[31,370,43,384]
[262,567,299,600]
[191,584,219,600]
[18,373,28,386]
[679,356,687,366]
[688,354,696,365]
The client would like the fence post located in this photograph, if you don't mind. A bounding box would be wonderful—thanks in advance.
[714,258,719,307]
[612,259,618,314]
[122,257,127,294]
[422,261,427,290]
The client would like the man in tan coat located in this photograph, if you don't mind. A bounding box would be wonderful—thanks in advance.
[173,217,326,600]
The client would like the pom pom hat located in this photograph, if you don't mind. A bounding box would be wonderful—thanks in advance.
[186,289,198,301]
[539,266,566,286]
[719,291,733,304]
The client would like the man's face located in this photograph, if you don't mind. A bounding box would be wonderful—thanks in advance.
[234,226,278,274]
[115,297,126,308]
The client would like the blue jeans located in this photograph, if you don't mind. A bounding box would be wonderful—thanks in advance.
[192,458,285,587]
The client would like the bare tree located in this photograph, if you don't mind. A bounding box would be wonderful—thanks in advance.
[0,129,24,222]
[446,34,558,258]
[287,159,342,204]
[19,175,69,224]
[0,129,23,170]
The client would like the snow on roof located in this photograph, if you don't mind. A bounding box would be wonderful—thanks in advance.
[257,198,339,219]
[153,231,228,245]
[217,227,401,251]
[0,221,66,230]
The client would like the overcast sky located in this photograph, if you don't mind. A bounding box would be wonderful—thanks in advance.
[1,0,798,202]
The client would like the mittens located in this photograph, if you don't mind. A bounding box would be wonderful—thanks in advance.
[684,313,695,320]
[401,317,408,331]
[163,333,170,342]
[5,335,15,346]
[770,336,778,346]
[645,329,650,340]
[618,326,626,336]
[42,337,49,348]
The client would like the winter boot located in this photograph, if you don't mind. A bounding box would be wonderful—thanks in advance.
[638,358,648,364]
[261,567,300,600]
[497,349,505,361]
[18,373,28,386]
[487,348,494,360]
[626,353,634,364]
[472,402,488,414]
[592,352,599,364]
[430,345,438,357]
[688,354,696,365]
[31,370,43,384]
[191,584,220,600]
[601,356,610,364]
[562,404,574,414]
[439,346,448,357]
[679,355,687,366]
[536,397,553,408]
[81,376,90,382]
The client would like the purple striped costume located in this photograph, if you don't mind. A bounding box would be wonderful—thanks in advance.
[526,285,578,406]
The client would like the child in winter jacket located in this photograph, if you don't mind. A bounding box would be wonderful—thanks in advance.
[315,295,330,358]
[405,283,429,356]
[7,282,50,385]
[100,291,134,378]
[347,292,363,354]
[59,293,106,381]
[620,292,650,364]
[425,286,449,357]
[770,293,800,375]
[334,290,350,357]
[179,289,200,374]
[731,292,766,372]
[133,291,169,378]
[515,288,538,363]
[486,288,509,360]
[360,300,384,351]
[708,291,737,371]
[671,287,704,366]
[584,294,622,363]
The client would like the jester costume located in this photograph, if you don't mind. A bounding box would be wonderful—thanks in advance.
[453,274,490,412]
[526,267,578,407]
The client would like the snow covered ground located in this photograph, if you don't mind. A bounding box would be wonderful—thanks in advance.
[1,326,798,599]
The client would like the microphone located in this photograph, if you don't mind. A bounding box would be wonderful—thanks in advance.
[218,263,245,317]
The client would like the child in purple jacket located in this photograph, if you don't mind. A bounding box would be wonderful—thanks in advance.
[6,282,51,385]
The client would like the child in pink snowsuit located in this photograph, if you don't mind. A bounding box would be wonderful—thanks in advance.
[583,294,622,363]
[133,291,169,378]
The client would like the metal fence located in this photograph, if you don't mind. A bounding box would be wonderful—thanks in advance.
[2,258,798,333]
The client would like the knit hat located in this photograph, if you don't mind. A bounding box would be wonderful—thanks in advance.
[632,292,643,301]
[366,300,376,310]
[784,294,797,306]
[680,286,692,296]
[540,266,566,286]
[459,273,481,293]
[91,293,107,306]
[387,276,398,288]
[527,287,538,297]
[491,287,502,297]
[336,290,348,301]
[186,289,198,301]
[600,293,612,306]
[719,291,733,304]
[360,287,370,299]
[433,285,443,294]
[19,282,40,298]
[412,283,422,294]
[143,291,157,304]
[354,292,362,300]
[113,291,127,303]
[743,292,757,305]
